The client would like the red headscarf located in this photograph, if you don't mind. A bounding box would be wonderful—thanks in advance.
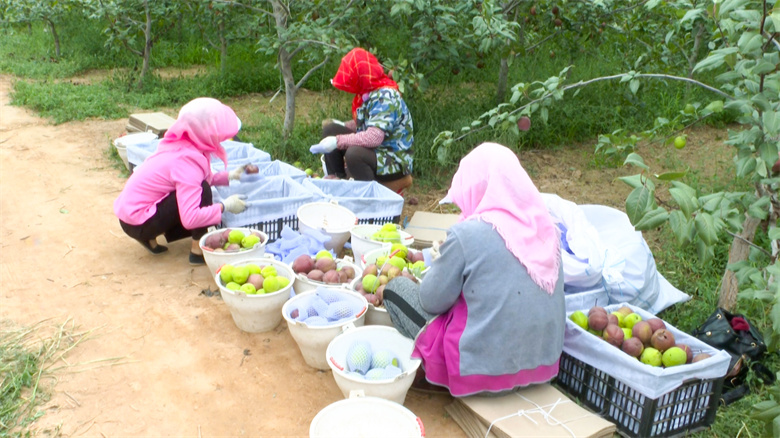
[331,48,399,119]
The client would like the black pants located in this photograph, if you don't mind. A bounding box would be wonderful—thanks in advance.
[321,123,404,182]
[119,180,212,244]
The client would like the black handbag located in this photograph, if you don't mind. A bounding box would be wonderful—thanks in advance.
[692,308,774,405]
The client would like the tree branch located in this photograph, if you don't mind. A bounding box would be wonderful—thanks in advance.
[216,0,273,17]
[295,55,330,90]
[328,0,356,27]
[724,229,773,258]
[451,72,733,142]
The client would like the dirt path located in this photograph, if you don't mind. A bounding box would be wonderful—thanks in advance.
[0,75,464,437]
[0,72,734,436]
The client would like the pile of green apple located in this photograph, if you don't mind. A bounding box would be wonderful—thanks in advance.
[372,243,426,276]
[353,252,421,306]
[218,263,290,295]
[370,223,403,244]
[202,229,264,253]
[568,306,711,368]
[291,250,357,285]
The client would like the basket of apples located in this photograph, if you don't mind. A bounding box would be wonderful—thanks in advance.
[289,250,363,294]
[199,227,268,277]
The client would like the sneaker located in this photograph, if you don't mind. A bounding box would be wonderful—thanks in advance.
[189,252,206,266]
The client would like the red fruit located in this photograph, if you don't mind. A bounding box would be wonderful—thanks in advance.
[291,254,315,274]
[607,314,619,326]
[307,269,324,282]
[552,5,560,15]
[247,273,264,290]
[650,329,676,352]
[245,164,259,174]
[603,324,624,348]
[315,257,336,273]
[632,321,653,346]
[647,318,666,333]
[322,270,341,284]
[530,5,537,15]
[554,18,562,27]
[517,116,531,131]
[622,337,644,358]
[692,353,711,363]
[589,306,607,316]
[588,312,608,331]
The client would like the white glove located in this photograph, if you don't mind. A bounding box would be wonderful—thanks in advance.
[422,240,442,266]
[228,164,247,181]
[220,194,247,214]
[309,136,338,154]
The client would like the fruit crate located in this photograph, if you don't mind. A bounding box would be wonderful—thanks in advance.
[556,303,731,437]
[212,176,318,242]
[300,179,402,225]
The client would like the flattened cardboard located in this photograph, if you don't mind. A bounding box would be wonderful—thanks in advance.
[403,211,459,249]
[127,112,176,136]
[446,384,615,438]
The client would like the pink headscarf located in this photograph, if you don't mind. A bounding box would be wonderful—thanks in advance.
[445,142,560,294]
[157,97,239,171]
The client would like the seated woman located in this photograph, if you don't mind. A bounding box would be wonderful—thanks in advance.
[310,48,414,193]
[383,142,565,397]
[113,97,248,265]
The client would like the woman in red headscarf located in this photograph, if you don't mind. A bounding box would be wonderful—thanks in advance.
[311,48,414,192]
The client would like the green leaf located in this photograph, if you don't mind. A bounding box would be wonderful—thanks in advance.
[700,192,726,212]
[769,227,780,241]
[634,207,669,231]
[748,196,770,220]
[670,187,697,218]
[735,155,758,178]
[655,171,687,181]
[669,210,694,246]
[629,79,640,95]
[626,186,653,224]
[619,174,655,191]
[754,400,780,412]
[624,153,649,170]
[705,100,724,113]
[695,212,718,245]
[670,181,697,199]
[752,405,780,422]
[770,11,780,32]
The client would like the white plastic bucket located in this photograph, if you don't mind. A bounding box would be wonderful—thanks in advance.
[281,289,368,370]
[326,325,421,405]
[349,277,393,327]
[310,391,424,438]
[297,201,358,254]
[216,257,293,333]
[360,246,430,278]
[350,224,414,268]
[114,142,130,170]
[113,132,158,171]
[291,256,363,295]
[199,228,268,278]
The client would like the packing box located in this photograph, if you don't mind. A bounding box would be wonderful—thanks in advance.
[126,112,176,136]
[446,383,616,438]
[402,211,459,249]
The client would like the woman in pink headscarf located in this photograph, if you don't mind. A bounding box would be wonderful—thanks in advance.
[383,142,565,397]
[114,98,249,265]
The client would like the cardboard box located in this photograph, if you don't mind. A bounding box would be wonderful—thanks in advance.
[402,211,459,249]
[445,383,615,438]
[126,112,176,136]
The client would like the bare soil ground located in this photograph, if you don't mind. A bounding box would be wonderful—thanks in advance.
[0,73,733,437]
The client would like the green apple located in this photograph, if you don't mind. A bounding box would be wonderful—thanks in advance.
[241,234,260,249]
[219,264,235,284]
[232,266,250,284]
[362,274,379,293]
[683,104,695,114]
[623,313,642,329]
[381,223,397,233]
[228,229,245,244]
[390,243,408,260]
[225,281,241,291]
[674,135,686,149]
[315,250,334,260]
[305,168,314,176]
[569,311,589,331]
[245,264,262,275]
[293,161,302,168]
[240,283,257,294]
[622,328,633,339]
[260,265,277,278]
[662,347,687,367]
[611,312,626,328]
[640,347,663,367]
[263,277,281,293]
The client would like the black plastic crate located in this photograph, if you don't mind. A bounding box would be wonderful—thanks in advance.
[356,215,401,226]
[555,352,723,438]
[218,216,298,243]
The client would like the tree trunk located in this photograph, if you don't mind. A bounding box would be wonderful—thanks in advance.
[219,21,227,75]
[718,215,761,310]
[497,57,509,103]
[47,20,61,58]
[272,1,297,139]
[139,0,153,88]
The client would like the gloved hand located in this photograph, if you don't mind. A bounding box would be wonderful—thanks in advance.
[220,194,247,214]
[309,136,338,154]
[422,240,442,267]
[228,164,247,181]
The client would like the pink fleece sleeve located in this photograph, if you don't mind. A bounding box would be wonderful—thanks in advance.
[345,119,357,131]
[212,170,230,186]
[336,126,385,149]
[170,159,223,230]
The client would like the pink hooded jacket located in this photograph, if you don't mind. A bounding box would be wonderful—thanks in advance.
[113,98,239,229]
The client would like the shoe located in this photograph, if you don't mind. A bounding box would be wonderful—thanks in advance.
[140,240,168,254]
[189,252,206,266]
